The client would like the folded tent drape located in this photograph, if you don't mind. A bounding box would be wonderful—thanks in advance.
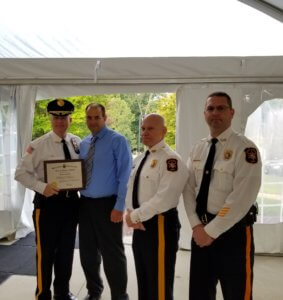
[0,85,36,239]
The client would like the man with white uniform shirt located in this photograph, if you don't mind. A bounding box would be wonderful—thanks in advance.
[183,92,262,300]
[15,99,80,300]
[125,113,188,300]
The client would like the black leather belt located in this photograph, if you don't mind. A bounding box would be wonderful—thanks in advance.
[199,212,215,225]
[58,191,78,198]
[199,204,258,226]
[81,195,117,201]
[162,207,178,217]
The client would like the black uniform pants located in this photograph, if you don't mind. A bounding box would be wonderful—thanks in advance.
[33,193,79,300]
[79,195,128,300]
[132,209,180,300]
[189,223,254,300]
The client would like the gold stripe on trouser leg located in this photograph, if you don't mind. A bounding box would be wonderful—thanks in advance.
[158,214,165,300]
[35,209,43,300]
[244,226,252,300]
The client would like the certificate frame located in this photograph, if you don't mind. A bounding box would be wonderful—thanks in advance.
[44,159,85,191]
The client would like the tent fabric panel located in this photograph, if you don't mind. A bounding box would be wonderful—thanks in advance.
[36,84,179,100]
[1,57,283,85]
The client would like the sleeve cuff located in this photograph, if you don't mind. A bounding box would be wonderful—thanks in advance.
[34,181,47,195]
[130,210,141,224]
[189,213,202,229]
[204,222,222,239]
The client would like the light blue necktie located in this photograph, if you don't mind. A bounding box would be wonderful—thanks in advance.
[85,136,98,187]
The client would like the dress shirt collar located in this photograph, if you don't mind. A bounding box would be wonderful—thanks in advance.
[50,131,70,143]
[92,126,108,140]
[207,127,233,146]
[148,139,167,153]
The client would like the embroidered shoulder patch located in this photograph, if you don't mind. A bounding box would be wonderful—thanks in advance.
[167,159,178,172]
[71,138,80,154]
[244,148,258,164]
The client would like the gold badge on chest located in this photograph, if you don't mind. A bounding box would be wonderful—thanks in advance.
[224,149,233,160]
[150,159,158,168]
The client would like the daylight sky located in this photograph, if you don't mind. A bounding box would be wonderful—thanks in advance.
[0,0,282,57]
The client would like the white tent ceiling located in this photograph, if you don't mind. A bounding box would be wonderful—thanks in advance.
[239,0,283,22]
[0,0,282,58]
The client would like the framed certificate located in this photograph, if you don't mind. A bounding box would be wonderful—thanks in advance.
[44,159,85,191]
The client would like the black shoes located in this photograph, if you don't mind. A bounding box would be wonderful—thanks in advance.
[53,292,78,300]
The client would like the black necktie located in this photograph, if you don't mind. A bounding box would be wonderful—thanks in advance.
[196,138,218,217]
[61,139,71,159]
[132,150,150,209]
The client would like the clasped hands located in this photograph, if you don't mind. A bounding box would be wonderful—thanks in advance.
[192,224,214,247]
[125,210,145,231]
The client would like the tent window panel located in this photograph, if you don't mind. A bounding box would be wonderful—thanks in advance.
[0,99,17,211]
[245,98,283,224]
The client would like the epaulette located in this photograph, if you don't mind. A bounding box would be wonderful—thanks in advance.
[30,133,50,149]
[235,133,256,147]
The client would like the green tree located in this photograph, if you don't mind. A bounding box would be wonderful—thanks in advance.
[156,94,176,149]
[106,97,136,148]
[32,93,176,151]
[121,93,162,151]
[32,99,51,139]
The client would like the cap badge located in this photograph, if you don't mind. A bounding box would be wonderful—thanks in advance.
[57,99,65,107]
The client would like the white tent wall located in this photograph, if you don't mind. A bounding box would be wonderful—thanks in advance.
[15,86,37,238]
[0,56,283,253]
[0,85,36,239]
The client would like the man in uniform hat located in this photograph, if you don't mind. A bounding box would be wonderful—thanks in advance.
[125,113,188,300]
[15,99,80,300]
[183,92,262,300]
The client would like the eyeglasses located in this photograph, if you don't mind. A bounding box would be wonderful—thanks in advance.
[205,105,231,113]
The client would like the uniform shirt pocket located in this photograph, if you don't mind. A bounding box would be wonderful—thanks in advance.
[138,170,159,200]
[192,160,205,186]
[213,161,234,192]
[142,170,159,182]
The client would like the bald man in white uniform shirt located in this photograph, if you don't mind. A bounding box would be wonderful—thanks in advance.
[125,113,188,300]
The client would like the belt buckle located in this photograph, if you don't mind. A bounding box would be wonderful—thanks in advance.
[201,214,208,225]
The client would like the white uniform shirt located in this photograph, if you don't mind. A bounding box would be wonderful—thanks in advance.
[126,140,188,223]
[183,127,262,239]
[15,131,81,195]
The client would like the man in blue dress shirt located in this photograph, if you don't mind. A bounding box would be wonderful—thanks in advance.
[79,103,132,300]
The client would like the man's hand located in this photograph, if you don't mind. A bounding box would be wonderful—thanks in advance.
[192,224,214,247]
[43,183,59,197]
[125,210,145,231]
[111,209,124,223]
